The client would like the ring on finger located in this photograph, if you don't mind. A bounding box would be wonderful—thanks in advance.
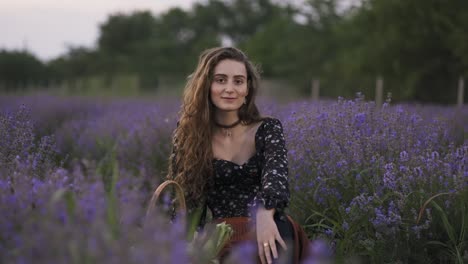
[263,242,269,247]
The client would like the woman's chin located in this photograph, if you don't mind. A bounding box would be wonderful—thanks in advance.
[215,104,242,112]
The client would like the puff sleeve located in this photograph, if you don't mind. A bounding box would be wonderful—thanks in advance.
[255,118,290,213]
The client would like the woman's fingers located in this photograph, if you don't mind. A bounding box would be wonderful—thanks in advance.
[270,232,289,261]
[260,234,288,262]
[260,241,289,264]
[264,243,273,264]
[258,242,267,264]
[276,233,288,251]
[269,239,279,259]
[259,240,278,264]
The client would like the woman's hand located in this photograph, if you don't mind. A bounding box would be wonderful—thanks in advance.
[256,207,287,264]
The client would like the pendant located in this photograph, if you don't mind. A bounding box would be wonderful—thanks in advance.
[224,128,232,137]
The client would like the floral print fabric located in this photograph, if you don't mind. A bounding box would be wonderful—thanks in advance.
[206,117,290,219]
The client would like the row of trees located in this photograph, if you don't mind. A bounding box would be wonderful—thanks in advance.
[1,0,467,103]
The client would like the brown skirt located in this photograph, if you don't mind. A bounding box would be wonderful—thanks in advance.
[213,215,310,263]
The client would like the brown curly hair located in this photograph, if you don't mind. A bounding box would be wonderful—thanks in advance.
[167,47,263,208]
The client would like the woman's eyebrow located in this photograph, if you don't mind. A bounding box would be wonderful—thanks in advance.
[213,73,246,79]
[213,73,227,77]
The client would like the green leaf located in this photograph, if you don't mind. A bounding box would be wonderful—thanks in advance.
[431,200,456,244]
[186,205,204,241]
[64,191,76,216]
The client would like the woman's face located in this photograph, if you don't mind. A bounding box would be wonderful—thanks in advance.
[210,59,248,113]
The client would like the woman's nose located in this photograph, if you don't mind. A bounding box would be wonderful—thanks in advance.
[225,82,235,92]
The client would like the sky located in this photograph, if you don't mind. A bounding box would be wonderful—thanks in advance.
[0,0,199,61]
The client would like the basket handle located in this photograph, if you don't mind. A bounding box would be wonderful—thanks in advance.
[146,180,187,218]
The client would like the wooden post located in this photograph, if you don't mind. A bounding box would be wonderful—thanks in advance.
[375,76,383,108]
[311,79,320,101]
[457,76,465,108]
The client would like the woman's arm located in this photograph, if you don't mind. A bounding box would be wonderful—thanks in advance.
[255,118,290,264]
[256,118,290,212]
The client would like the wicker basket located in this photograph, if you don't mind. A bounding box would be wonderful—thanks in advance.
[146,180,187,218]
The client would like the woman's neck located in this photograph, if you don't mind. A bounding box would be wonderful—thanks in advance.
[214,111,239,126]
[213,111,244,138]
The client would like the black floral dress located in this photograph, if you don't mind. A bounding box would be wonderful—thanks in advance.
[206,117,290,221]
[169,117,290,223]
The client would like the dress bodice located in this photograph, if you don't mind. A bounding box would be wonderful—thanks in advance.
[206,117,290,219]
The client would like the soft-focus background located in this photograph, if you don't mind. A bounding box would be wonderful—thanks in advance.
[1,0,467,103]
[1,0,467,263]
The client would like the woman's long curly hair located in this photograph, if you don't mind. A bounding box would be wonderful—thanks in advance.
[167,47,263,208]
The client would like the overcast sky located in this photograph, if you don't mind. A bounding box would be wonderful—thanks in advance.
[0,0,199,61]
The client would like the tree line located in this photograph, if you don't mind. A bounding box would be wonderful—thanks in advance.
[1,0,467,103]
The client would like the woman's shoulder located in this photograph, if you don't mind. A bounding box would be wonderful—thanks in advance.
[259,116,283,128]
[255,116,284,136]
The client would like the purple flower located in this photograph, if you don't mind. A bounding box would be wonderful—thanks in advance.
[304,239,334,263]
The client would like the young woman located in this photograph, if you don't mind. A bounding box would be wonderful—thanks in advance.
[167,47,303,264]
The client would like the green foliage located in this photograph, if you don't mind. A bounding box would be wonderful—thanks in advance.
[422,190,468,263]
[337,0,468,103]
[50,188,77,218]
[48,47,98,80]
[243,15,310,78]
[0,50,48,91]
[1,0,467,103]
[187,221,234,263]
[96,144,120,239]
[98,11,155,56]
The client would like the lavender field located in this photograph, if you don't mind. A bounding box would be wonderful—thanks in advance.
[0,94,467,263]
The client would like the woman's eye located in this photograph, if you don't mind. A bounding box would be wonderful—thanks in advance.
[235,79,244,85]
[216,78,226,83]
